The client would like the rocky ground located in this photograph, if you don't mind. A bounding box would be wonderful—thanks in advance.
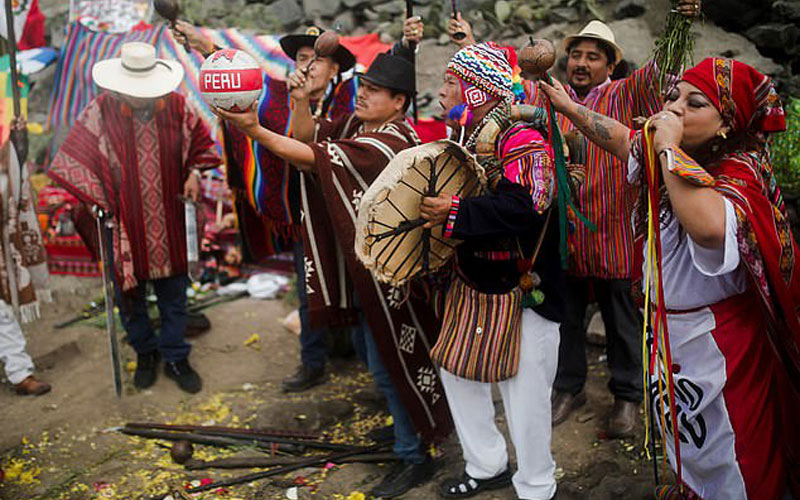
[0,275,661,500]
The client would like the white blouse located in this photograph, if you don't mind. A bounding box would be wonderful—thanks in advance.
[627,155,748,310]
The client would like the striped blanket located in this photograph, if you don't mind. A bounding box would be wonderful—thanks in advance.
[47,22,295,137]
[47,22,393,140]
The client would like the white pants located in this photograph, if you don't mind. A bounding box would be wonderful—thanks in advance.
[440,309,560,500]
[0,300,34,384]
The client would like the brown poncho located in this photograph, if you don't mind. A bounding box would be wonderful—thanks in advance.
[302,114,453,442]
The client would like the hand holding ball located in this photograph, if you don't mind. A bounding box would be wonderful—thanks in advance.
[200,49,263,112]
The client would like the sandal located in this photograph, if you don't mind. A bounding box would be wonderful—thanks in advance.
[438,468,513,498]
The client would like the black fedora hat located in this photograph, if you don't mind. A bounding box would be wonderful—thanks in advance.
[356,52,415,94]
[279,26,356,73]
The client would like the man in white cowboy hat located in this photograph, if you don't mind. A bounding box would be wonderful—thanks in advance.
[551,2,702,437]
[49,42,221,394]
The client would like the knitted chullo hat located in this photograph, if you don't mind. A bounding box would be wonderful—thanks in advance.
[447,42,525,111]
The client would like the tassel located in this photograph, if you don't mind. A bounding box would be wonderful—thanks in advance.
[544,73,595,269]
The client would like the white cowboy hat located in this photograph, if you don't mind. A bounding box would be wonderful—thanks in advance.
[92,42,184,98]
[562,20,623,65]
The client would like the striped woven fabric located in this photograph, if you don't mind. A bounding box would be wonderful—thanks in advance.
[158,27,294,134]
[430,276,523,382]
[46,22,295,138]
[46,22,164,133]
[559,60,662,279]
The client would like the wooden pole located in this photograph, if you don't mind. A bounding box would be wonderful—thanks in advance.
[405,0,418,124]
[3,0,21,117]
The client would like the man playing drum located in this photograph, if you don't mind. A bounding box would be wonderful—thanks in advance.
[421,43,564,500]
[216,52,452,499]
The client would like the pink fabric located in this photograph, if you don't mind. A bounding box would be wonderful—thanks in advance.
[500,126,555,214]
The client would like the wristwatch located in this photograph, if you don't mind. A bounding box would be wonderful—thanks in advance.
[659,147,676,171]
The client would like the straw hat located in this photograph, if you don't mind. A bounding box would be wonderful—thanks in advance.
[562,20,623,65]
[92,42,184,98]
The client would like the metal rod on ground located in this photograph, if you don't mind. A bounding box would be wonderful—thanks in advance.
[182,442,391,495]
[405,0,418,124]
[123,424,367,452]
[125,421,319,440]
[184,429,363,452]
[184,451,399,470]
[119,427,302,453]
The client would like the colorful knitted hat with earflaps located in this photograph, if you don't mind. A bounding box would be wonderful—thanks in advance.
[447,42,525,110]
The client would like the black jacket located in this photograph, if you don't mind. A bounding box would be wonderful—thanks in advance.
[449,177,567,324]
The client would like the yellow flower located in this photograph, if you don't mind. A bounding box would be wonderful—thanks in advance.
[346,492,366,500]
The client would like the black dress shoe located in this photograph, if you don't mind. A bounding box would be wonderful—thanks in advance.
[281,365,326,393]
[439,468,512,498]
[164,358,202,394]
[551,389,587,426]
[134,350,160,389]
[371,455,435,498]
[606,398,639,438]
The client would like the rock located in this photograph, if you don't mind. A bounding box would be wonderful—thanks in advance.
[607,18,656,67]
[549,6,580,24]
[332,10,356,32]
[613,0,646,20]
[703,0,770,31]
[373,0,405,16]
[773,0,800,23]
[267,0,305,29]
[341,0,365,8]
[302,0,342,20]
[746,23,800,51]
[362,7,379,21]
[694,22,783,75]
[515,4,535,22]
[495,0,512,23]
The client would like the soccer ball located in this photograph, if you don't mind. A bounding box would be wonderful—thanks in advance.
[199,49,263,112]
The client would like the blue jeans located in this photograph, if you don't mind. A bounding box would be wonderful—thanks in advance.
[293,242,327,370]
[117,274,190,363]
[351,309,424,464]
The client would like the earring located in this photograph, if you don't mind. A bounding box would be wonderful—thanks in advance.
[717,130,727,140]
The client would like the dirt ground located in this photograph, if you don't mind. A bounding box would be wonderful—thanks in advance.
[0,275,662,500]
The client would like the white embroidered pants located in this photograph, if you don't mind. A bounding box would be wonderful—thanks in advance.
[0,299,34,384]
[440,308,560,500]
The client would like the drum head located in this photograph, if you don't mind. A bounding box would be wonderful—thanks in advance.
[355,140,486,285]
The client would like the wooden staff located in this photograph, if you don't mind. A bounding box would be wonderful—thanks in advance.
[3,0,21,118]
[405,0,418,124]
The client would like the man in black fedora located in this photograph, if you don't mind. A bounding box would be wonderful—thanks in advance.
[216,52,452,498]
[173,23,359,392]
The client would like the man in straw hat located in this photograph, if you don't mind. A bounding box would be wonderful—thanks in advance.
[551,2,701,437]
[217,51,452,498]
[49,42,221,394]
